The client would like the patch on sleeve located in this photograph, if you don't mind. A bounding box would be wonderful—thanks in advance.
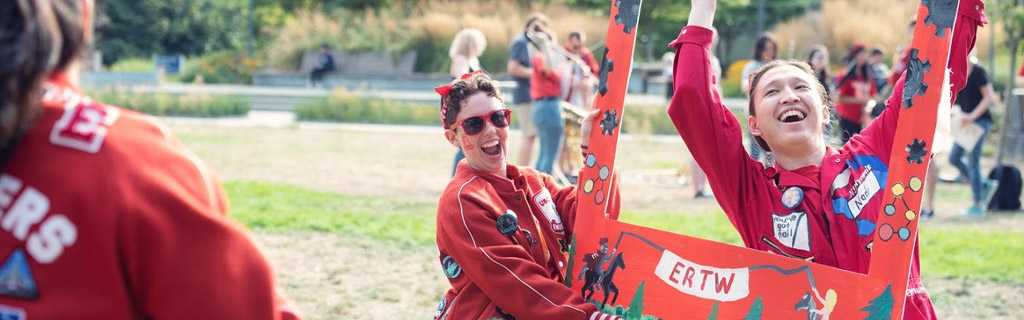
[772,212,810,251]
[0,248,38,300]
[49,100,120,154]
[0,304,26,320]
[441,256,462,279]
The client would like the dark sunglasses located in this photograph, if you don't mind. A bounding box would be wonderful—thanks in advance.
[449,109,512,136]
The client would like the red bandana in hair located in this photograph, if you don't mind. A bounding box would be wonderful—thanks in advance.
[434,70,483,128]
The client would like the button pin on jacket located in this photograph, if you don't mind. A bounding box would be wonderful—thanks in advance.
[782,187,804,210]
[497,211,519,235]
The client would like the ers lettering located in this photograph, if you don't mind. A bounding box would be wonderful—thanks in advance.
[0,174,77,263]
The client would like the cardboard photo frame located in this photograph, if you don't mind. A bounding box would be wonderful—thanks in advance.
[569,0,960,318]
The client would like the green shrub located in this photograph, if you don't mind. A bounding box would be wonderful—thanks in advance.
[295,89,437,124]
[88,89,250,117]
[109,58,154,72]
[176,51,263,84]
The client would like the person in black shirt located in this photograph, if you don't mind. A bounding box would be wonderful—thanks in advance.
[949,58,996,216]
[311,43,335,88]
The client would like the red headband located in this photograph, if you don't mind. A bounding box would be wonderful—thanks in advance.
[434,70,482,128]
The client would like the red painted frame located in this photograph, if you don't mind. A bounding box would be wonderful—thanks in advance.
[570,0,958,318]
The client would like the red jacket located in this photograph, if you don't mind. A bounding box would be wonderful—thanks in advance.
[0,76,301,319]
[434,162,620,320]
[835,70,878,124]
[667,5,980,316]
[531,54,563,100]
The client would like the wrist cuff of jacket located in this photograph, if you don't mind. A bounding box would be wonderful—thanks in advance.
[589,312,621,320]
[580,144,589,159]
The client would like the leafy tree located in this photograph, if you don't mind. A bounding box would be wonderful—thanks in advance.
[555,0,815,62]
[742,296,763,320]
[95,0,249,64]
[625,281,646,320]
[860,284,894,320]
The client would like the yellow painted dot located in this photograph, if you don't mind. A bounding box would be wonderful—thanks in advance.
[891,183,905,196]
[583,179,595,193]
[905,210,916,221]
[909,177,923,192]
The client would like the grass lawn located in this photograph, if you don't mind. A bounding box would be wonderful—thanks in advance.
[225,180,1024,285]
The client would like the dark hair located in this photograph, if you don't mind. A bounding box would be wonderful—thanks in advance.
[0,0,86,150]
[441,72,505,129]
[806,45,830,94]
[524,12,549,31]
[568,30,583,41]
[753,34,777,62]
[746,60,832,152]
[871,47,885,57]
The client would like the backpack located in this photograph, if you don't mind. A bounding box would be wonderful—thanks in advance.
[987,165,1022,211]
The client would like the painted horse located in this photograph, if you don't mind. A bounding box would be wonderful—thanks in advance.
[599,252,626,308]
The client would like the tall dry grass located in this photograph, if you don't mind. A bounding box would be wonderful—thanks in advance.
[771,0,917,66]
[264,1,608,73]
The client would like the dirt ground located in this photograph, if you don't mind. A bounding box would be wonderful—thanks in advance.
[168,120,1023,319]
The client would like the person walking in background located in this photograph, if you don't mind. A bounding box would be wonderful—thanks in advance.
[0,0,301,318]
[807,45,839,146]
[448,28,488,176]
[950,55,997,216]
[562,30,599,108]
[509,13,549,168]
[310,43,335,88]
[527,28,566,175]
[834,44,878,144]
[557,30,599,182]
[807,45,833,97]
[869,46,891,94]
[740,34,778,164]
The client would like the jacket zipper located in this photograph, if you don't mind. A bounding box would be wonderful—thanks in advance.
[761,236,815,262]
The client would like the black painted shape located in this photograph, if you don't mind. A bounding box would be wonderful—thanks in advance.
[614,0,642,34]
[922,0,957,37]
[906,138,929,164]
[598,48,614,96]
[901,49,932,109]
[601,109,620,135]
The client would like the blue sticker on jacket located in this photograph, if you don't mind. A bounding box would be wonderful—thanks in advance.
[0,249,38,300]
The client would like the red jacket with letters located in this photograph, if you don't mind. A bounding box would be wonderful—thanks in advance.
[434,162,620,320]
[0,75,301,320]
[667,2,982,318]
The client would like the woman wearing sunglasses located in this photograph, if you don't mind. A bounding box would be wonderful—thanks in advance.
[431,71,621,320]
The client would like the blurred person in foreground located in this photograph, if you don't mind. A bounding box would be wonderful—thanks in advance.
[668,0,984,318]
[448,28,488,176]
[432,71,622,319]
[0,0,301,318]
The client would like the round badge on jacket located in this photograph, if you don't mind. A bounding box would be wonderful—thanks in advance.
[442,256,461,279]
[496,212,519,235]
[782,186,804,210]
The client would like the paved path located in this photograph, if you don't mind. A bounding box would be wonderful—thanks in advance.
[128,83,748,110]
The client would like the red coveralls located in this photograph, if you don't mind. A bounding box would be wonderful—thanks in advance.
[667,2,983,318]
[434,162,620,320]
[0,75,301,320]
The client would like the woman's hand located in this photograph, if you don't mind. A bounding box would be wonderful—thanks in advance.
[580,108,602,147]
[688,0,717,29]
